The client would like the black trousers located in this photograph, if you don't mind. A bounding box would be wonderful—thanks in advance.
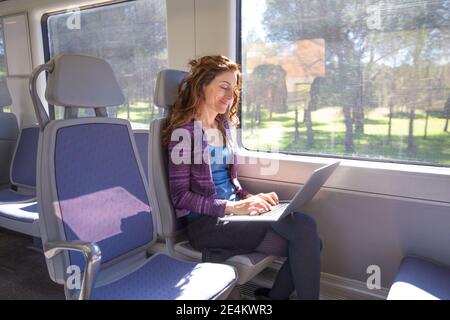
[187,212,321,300]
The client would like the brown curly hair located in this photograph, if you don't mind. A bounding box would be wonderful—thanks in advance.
[162,55,241,145]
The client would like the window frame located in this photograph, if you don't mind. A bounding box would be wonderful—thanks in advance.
[236,0,450,169]
[41,0,136,120]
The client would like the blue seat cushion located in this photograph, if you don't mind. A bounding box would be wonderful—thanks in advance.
[54,123,153,268]
[0,201,39,223]
[0,189,36,203]
[91,253,236,300]
[388,257,450,300]
[10,127,39,188]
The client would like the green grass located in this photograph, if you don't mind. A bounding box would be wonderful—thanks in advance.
[242,106,450,166]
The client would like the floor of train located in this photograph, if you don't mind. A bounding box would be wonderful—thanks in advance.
[0,228,63,299]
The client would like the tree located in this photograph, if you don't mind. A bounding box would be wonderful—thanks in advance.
[444,94,450,132]
[246,64,288,123]
[262,0,450,156]
[304,77,324,147]
[262,0,365,153]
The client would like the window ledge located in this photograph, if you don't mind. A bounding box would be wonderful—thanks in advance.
[236,148,450,204]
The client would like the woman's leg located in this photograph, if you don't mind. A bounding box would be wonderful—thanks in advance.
[187,216,271,255]
[269,212,321,300]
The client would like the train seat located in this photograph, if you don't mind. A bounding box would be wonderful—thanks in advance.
[30,53,237,300]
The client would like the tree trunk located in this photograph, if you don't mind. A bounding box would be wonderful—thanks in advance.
[388,100,393,139]
[305,88,318,148]
[256,104,261,125]
[407,108,416,156]
[424,112,429,139]
[250,104,255,135]
[294,105,300,143]
[304,108,314,148]
[343,105,354,153]
[444,97,450,132]
[354,105,364,135]
[354,63,364,134]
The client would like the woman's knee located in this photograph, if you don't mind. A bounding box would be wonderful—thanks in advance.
[291,212,318,232]
[272,212,318,242]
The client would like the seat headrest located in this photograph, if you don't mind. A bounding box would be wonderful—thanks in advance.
[154,69,188,109]
[0,80,12,110]
[45,54,125,108]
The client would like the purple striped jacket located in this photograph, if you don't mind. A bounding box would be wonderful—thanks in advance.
[167,119,250,218]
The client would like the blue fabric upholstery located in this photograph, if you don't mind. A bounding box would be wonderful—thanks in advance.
[11,127,40,188]
[133,131,149,178]
[0,201,38,223]
[0,189,35,203]
[91,253,236,300]
[388,257,450,300]
[54,123,153,268]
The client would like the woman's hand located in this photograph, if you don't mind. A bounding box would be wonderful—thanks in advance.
[225,192,279,216]
[253,192,279,206]
[245,192,279,206]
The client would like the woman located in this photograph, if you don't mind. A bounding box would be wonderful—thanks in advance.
[163,55,321,300]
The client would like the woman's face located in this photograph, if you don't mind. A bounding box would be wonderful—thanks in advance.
[201,70,238,115]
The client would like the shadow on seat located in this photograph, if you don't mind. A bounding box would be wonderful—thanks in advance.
[147,69,275,285]
[29,53,238,300]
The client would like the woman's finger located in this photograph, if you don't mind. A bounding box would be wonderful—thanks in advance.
[269,192,279,204]
[255,198,271,212]
[249,206,259,216]
[258,193,277,206]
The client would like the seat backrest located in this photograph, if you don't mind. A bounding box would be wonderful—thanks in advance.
[10,126,40,189]
[133,130,149,179]
[31,54,155,284]
[0,80,19,185]
[148,70,188,239]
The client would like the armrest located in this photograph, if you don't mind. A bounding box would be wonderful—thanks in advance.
[44,240,102,300]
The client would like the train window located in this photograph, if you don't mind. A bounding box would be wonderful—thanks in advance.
[43,0,168,128]
[240,0,450,166]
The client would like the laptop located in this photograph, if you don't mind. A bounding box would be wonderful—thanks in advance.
[219,161,340,222]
